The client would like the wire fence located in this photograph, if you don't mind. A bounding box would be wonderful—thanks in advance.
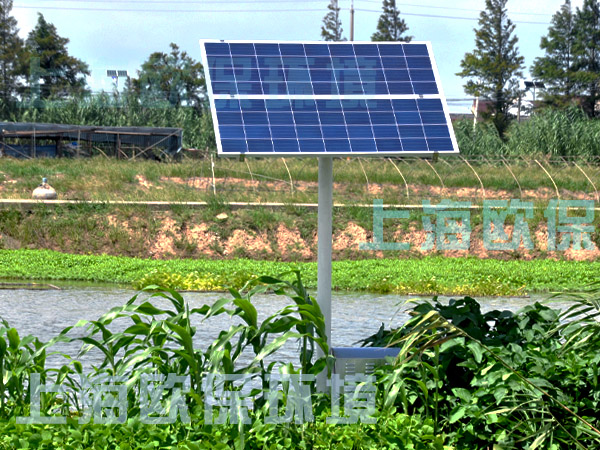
[176,151,600,203]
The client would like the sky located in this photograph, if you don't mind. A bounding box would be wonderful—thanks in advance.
[10,0,583,113]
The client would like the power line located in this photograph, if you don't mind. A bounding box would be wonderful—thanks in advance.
[23,0,322,3]
[13,5,325,12]
[357,0,552,17]
[22,0,554,17]
[356,7,550,25]
[13,2,551,24]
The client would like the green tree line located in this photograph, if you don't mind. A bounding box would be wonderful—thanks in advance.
[2,0,600,155]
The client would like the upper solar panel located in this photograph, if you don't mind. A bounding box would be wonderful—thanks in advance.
[200,40,459,156]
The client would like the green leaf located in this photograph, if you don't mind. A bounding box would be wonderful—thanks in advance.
[449,406,466,424]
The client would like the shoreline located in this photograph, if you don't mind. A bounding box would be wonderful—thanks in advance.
[1,249,597,296]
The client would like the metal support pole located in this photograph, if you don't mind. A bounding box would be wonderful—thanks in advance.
[316,156,333,392]
[350,0,355,41]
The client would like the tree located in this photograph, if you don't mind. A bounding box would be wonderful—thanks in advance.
[321,0,345,41]
[132,43,205,109]
[371,0,412,42]
[531,1,576,106]
[0,0,24,104]
[457,0,524,137]
[572,0,600,116]
[25,13,90,100]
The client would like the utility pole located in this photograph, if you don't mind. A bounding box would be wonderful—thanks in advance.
[350,0,355,41]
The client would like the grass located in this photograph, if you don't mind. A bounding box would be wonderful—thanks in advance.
[0,153,599,205]
[0,249,599,296]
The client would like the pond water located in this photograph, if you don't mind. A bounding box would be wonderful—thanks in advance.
[0,286,572,371]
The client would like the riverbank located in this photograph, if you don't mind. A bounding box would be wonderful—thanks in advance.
[0,249,597,295]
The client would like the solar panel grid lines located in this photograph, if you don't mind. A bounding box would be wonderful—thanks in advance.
[200,40,459,156]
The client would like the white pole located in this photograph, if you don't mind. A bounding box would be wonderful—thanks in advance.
[316,156,333,392]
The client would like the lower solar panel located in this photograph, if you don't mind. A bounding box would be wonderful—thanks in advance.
[215,97,453,154]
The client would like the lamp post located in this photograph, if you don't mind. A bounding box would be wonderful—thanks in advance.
[106,69,129,89]
[524,80,545,104]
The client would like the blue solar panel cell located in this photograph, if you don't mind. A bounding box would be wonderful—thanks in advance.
[232,56,258,69]
[319,112,345,125]
[395,112,421,125]
[341,99,367,111]
[427,138,453,151]
[398,126,425,138]
[229,43,255,55]
[221,140,247,153]
[282,58,308,69]
[304,44,330,56]
[266,100,291,111]
[406,57,432,69]
[378,45,404,56]
[212,82,237,95]
[285,69,311,82]
[388,83,413,95]
[273,140,300,152]
[402,139,428,151]
[329,44,354,56]
[215,99,240,111]
[356,57,382,70]
[384,70,410,82]
[248,139,273,152]
[242,112,268,125]
[245,126,271,139]
[322,126,348,139]
[345,112,370,125]
[424,125,451,138]
[420,111,446,124]
[219,126,245,139]
[313,83,337,95]
[353,44,379,56]
[268,113,294,125]
[370,112,396,124]
[299,139,325,152]
[237,82,263,95]
[325,139,351,153]
[367,99,392,111]
[270,126,296,138]
[392,99,418,111]
[202,40,458,155]
[374,126,400,139]
[255,43,280,55]
[294,113,320,125]
[376,139,401,152]
[296,126,323,139]
[403,44,429,56]
[381,57,407,69]
[417,99,443,110]
[240,99,266,110]
[217,112,243,125]
[348,126,374,139]
[205,42,230,55]
[350,139,377,152]
[208,56,232,70]
[413,83,438,95]
[280,44,305,56]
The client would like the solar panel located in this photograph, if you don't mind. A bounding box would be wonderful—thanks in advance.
[199,40,459,156]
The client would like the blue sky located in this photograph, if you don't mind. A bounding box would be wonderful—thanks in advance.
[11,0,578,112]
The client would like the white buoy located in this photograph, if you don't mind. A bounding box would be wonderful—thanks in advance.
[32,177,57,200]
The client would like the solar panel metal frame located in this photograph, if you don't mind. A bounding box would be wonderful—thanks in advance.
[200,39,459,157]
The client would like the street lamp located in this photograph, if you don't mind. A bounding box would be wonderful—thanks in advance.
[524,80,546,103]
[106,69,129,89]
